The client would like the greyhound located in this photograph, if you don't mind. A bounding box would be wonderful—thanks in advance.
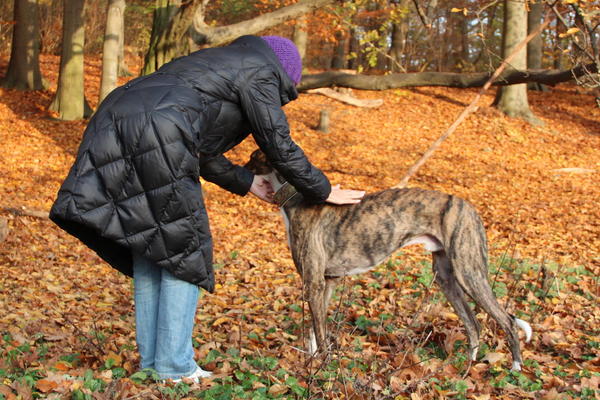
[245,150,532,370]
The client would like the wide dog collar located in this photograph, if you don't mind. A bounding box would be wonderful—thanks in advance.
[273,182,299,207]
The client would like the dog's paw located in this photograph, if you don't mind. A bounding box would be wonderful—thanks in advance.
[511,361,522,371]
[470,346,479,361]
[306,329,318,356]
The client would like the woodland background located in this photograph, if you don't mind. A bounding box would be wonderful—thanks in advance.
[0,0,599,399]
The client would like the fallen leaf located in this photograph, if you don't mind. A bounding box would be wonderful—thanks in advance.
[268,383,288,396]
[35,379,58,393]
[482,352,505,365]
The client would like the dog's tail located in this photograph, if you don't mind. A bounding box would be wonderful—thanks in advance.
[514,317,532,343]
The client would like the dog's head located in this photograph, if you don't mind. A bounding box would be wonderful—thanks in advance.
[244,149,274,176]
[245,149,298,205]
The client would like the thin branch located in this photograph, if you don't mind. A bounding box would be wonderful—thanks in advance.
[411,0,431,28]
[571,3,599,62]
[1,206,48,219]
[551,4,596,62]
[393,11,553,189]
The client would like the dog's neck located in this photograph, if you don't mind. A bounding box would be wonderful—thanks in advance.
[273,182,298,207]
[268,172,303,211]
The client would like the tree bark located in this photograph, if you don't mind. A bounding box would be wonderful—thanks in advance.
[297,63,596,91]
[553,11,563,70]
[142,0,334,74]
[49,0,90,120]
[142,0,199,76]
[348,27,360,70]
[493,0,541,125]
[527,1,546,91]
[196,0,334,47]
[117,12,130,77]
[331,30,347,69]
[388,0,410,72]
[293,16,308,60]
[2,0,44,90]
[100,0,126,103]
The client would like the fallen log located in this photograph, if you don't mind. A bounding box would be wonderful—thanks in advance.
[1,207,49,219]
[298,63,598,91]
[306,87,384,108]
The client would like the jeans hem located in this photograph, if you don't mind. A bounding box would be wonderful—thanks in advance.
[157,363,198,380]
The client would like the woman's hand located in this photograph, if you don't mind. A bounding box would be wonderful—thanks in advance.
[326,185,365,205]
[249,175,275,203]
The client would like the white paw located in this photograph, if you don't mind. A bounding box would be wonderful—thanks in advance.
[511,361,522,371]
[470,346,479,361]
[308,329,318,356]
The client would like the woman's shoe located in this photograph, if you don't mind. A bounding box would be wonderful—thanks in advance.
[171,366,212,383]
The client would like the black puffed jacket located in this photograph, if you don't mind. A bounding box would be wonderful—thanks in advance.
[49,35,331,292]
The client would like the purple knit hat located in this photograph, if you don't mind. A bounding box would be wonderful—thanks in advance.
[261,36,303,85]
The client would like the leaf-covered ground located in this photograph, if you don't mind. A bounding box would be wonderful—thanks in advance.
[0,56,598,399]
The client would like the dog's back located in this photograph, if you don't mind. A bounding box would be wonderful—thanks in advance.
[285,187,485,278]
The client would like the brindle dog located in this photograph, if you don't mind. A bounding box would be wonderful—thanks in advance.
[245,149,532,370]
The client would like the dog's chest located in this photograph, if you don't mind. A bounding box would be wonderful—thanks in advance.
[280,209,292,249]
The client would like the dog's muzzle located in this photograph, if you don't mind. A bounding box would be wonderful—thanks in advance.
[273,182,299,207]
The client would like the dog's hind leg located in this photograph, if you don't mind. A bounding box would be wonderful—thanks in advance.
[451,258,526,370]
[433,250,481,361]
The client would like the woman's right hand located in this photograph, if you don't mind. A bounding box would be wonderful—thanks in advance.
[325,185,365,205]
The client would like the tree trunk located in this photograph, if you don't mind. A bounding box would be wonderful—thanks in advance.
[553,16,563,69]
[348,27,360,70]
[445,6,460,70]
[142,0,334,74]
[293,16,308,60]
[331,30,347,69]
[389,0,410,72]
[527,1,546,91]
[297,63,597,91]
[49,0,90,120]
[117,9,131,77]
[142,0,198,76]
[2,0,44,90]
[445,3,470,71]
[493,0,541,125]
[99,0,126,103]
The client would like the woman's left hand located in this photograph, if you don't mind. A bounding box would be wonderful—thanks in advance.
[249,175,275,203]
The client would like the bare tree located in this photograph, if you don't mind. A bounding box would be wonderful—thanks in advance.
[493,0,541,125]
[142,0,335,75]
[331,30,348,69]
[49,0,91,120]
[2,0,44,90]
[388,0,410,72]
[527,0,546,91]
[100,0,126,102]
[293,16,308,60]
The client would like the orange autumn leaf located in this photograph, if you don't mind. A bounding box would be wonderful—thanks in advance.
[34,379,58,393]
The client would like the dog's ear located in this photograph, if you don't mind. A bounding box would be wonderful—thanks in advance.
[244,149,272,175]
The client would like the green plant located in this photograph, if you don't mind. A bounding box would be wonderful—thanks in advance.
[129,368,160,384]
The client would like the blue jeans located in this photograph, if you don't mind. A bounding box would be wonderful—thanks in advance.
[133,253,199,380]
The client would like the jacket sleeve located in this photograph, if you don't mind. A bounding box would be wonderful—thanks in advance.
[199,154,254,196]
[237,69,331,203]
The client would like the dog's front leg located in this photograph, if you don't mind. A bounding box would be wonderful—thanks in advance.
[304,267,329,356]
[307,277,340,355]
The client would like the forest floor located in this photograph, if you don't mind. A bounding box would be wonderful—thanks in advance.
[0,55,598,400]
